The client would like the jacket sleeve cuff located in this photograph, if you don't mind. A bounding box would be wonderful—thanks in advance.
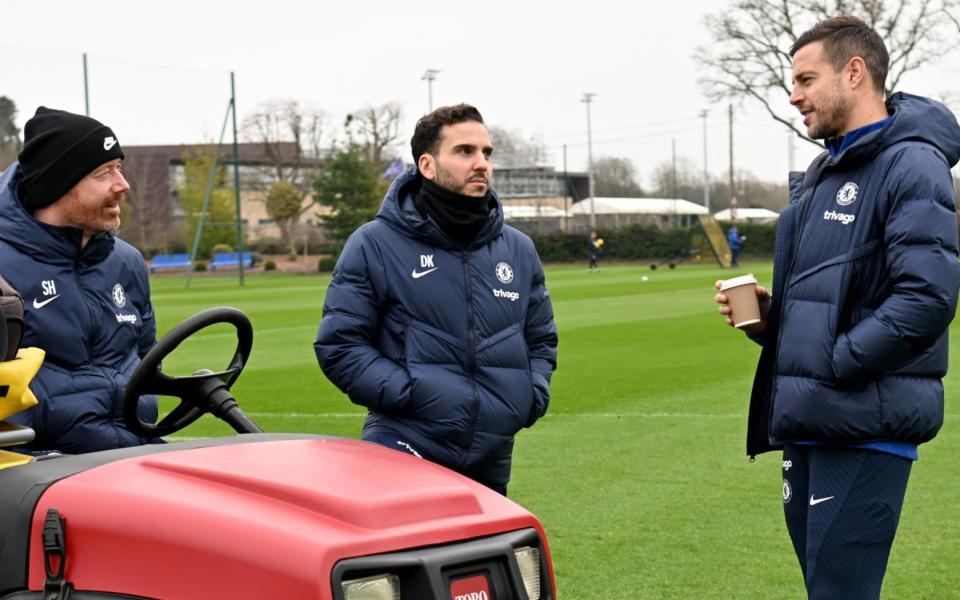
[525,363,552,427]
[746,329,768,346]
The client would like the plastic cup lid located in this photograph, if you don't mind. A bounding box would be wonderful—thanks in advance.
[720,274,758,291]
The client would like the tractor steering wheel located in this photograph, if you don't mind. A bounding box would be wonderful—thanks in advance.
[123,307,261,438]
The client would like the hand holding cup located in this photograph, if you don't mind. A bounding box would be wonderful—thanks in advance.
[714,274,771,334]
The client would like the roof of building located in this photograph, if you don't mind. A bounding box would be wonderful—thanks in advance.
[570,197,709,215]
[502,205,570,219]
[123,141,316,166]
[713,207,780,221]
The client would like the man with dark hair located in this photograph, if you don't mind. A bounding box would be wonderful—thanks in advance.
[715,15,959,599]
[0,107,159,453]
[790,14,889,95]
[315,103,557,495]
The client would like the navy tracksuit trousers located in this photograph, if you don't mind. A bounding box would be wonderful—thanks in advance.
[781,445,912,599]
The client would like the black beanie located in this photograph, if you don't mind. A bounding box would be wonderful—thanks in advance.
[16,107,125,212]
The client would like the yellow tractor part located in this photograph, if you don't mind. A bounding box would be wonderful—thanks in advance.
[0,347,45,469]
[0,347,43,420]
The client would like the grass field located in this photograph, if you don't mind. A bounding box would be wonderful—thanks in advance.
[149,262,960,599]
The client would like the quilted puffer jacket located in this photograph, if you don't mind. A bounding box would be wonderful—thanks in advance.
[0,162,158,453]
[747,93,960,456]
[315,167,557,486]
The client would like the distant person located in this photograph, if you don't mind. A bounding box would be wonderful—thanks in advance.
[0,107,160,453]
[588,230,603,272]
[726,225,745,268]
[315,103,558,495]
[715,17,960,599]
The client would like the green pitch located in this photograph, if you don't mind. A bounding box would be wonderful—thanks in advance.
[149,262,959,598]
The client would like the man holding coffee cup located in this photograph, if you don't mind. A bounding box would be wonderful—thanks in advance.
[715,16,960,600]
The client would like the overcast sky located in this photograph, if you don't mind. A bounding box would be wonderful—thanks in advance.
[3,0,958,196]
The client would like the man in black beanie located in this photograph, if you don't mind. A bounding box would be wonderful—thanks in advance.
[315,104,557,495]
[17,107,127,246]
[0,107,159,453]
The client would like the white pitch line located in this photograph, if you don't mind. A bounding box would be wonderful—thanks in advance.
[557,412,743,418]
[246,412,364,418]
[242,411,745,419]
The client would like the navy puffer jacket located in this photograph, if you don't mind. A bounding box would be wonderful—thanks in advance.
[315,167,557,486]
[0,162,158,453]
[747,93,960,456]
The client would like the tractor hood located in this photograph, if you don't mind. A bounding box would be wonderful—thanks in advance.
[1,435,548,599]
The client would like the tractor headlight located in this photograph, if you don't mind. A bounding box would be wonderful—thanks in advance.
[341,573,400,600]
[514,546,542,599]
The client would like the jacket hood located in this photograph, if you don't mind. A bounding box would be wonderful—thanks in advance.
[838,92,960,167]
[0,162,115,265]
[375,166,504,250]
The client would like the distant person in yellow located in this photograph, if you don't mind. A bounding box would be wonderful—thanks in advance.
[588,230,603,272]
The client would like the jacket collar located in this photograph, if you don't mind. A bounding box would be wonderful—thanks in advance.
[822,92,960,167]
[376,166,504,251]
[825,116,892,159]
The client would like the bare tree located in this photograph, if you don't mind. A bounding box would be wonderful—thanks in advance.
[649,157,704,201]
[488,126,547,168]
[593,156,645,197]
[348,102,402,165]
[0,96,20,170]
[120,148,179,251]
[242,99,327,192]
[696,0,960,144]
[648,159,788,210]
[710,169,789,211]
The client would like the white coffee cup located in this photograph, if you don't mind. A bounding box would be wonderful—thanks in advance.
[720,274,761,328]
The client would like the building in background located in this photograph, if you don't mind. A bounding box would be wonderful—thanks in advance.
[570,197,708,230]
[120,142,322,253]
[495,166,589,234]
[713,207,779,224]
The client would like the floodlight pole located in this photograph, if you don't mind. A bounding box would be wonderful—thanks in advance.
[422,69,440,112]
[582,93,596,229]
[728,103,735,207]
[671,139,677,200]
[230,72,245,286]
[82,53,90,116]
[562,144,569,232]
[701,109,710,212]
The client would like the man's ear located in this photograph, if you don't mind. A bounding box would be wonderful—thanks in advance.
[845,56,869,90]
[418,153,436,181]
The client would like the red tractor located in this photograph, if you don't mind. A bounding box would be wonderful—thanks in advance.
[0,307,556,599]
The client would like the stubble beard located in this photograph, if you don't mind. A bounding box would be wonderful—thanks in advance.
[435,162,489,198]
[65,190,125,236]
[808,80,850,140]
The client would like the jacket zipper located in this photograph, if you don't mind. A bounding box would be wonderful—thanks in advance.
[74,263,98,360]
[460,251,481,468]
[76,254,125,446]
[762,167,827,456]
